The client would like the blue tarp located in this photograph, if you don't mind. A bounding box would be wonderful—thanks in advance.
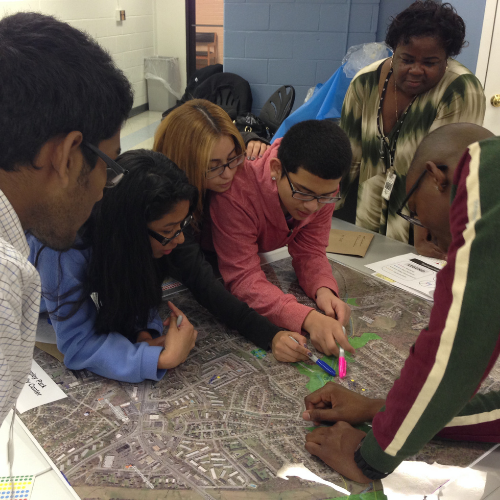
[271,62,352,143]
[272,42,392,142]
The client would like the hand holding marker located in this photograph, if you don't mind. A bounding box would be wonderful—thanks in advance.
[288,325,348,378]
[288,336,336,377]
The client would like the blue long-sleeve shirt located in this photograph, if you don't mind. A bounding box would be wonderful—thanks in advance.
[29,236,166,383]
[28,228,280,383]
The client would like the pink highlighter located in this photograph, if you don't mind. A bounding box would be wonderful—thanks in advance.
[339,326,347,378]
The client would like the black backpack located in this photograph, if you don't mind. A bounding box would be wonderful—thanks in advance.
[161,63,223,119]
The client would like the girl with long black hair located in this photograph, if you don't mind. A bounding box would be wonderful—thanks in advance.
[28,150,308,383]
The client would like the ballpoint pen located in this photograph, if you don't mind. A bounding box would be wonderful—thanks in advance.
[288,336,336,377]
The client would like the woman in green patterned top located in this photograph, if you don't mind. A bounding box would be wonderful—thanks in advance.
[338,0,485,256]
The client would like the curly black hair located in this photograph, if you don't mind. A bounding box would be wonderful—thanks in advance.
[385,1,466,57]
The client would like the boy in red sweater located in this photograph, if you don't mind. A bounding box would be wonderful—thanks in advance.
[210,120,354,359]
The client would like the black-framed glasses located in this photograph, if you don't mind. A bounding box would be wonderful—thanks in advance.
[281,165,341,204]
[206,153,245,179]
[396,165,448,227]
[147,214,193,246]
[82,142,128,188]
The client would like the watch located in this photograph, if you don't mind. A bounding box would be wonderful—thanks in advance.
[354,438,390,480]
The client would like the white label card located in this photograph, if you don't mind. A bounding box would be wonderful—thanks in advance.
[382,168,397,201]
[16,360,67,413]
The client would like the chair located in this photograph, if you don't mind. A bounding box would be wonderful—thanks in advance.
[196,32,218,68]
[259,85,295,135]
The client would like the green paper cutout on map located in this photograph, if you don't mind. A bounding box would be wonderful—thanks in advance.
[349,332,381,348]
[346,297,360,306]
[295,332,382,392]
[344,332,382,362]
[332,492,388,500]
[250,348,267,359]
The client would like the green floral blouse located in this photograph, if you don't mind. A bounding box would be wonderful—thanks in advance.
[339,58,485,242]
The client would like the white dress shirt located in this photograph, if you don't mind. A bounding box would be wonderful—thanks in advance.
[0,189,40,424]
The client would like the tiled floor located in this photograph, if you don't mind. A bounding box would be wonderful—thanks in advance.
[121,110,162,152]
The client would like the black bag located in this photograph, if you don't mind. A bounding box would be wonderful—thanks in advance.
[161,63,223,119]
[193,72,252,120]
[234,113,271,141]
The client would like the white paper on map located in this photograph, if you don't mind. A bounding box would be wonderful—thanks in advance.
[381,461,486,500]
[16,360,67,413]
[366,253,446,298]
[371,272,432,302]
[276,463,349,495]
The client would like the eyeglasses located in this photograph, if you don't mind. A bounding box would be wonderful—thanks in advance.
[281,165,341,204]
[147,214,193,246]
[206,153,245,179]
[396,165,447,227]
[82,142,128,188]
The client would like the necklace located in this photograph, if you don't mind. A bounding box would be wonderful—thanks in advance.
[394,74,398,120]
[377,67,417,172]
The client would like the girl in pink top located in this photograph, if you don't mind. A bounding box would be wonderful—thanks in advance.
[153,99,312,363]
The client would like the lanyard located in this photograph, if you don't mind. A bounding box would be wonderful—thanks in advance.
[377,67,416,172]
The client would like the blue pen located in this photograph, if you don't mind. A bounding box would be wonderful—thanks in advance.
[288,336,336,377]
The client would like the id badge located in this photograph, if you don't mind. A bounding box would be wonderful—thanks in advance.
[382,168,396,201]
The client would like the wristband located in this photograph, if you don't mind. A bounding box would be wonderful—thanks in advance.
[354,438,390,480]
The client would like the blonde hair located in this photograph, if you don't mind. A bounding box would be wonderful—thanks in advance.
[153,99,246,221]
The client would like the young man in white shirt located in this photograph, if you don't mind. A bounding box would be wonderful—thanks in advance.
[0,12,133,424]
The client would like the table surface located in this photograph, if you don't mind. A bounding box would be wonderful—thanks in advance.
[260,218,416,275]
[0,411,80,500]
[4,218,499,500]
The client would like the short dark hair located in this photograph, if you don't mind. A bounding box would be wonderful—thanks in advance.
[385,1,466,58]
[0,12,133,172]
[278,120,352,180]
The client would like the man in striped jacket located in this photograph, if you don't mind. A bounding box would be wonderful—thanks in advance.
[302,123,499,482]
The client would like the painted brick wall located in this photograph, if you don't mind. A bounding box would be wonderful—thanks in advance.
[224,0,380,114]
[0,0,154,109]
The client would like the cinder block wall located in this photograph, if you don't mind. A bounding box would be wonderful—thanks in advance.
[224,0,380,114]
[0,0,154,109]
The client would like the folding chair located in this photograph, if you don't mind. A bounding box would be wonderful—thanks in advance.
[259,85,295,135]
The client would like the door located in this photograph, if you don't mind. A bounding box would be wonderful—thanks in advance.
[186,0,224,81]
[477,0,500,134]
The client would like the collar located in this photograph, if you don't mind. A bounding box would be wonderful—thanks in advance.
[0,188,29,258]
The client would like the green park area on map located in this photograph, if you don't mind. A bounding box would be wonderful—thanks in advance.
[294,332,382,393]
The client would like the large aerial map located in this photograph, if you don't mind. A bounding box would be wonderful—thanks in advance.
[19,258,498,499]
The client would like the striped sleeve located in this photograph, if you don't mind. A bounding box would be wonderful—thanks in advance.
[360,137,500,473]
[437,391,500,442]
